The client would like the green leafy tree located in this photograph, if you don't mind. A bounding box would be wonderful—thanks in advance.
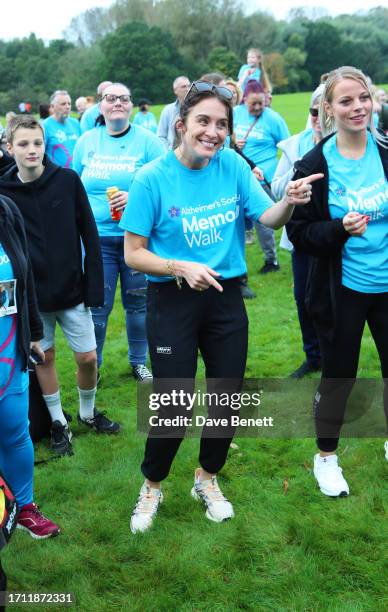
[304,21,345,86]
[264,53,288,91]
[283,46,310,92]
[99,21,185,103]
[207,47,240,78]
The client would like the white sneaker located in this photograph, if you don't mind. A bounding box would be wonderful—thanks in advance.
[130,483,163,534]
[191,469,234,522]
[384,441,388,461]
[313,454,349,497]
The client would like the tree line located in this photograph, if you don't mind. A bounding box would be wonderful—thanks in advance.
[0,0,387,113]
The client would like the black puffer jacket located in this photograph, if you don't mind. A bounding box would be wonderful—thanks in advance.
[286,133,388,342]
[0,195,42,370]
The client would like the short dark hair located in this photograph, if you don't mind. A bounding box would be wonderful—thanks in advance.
[6,115,44,144]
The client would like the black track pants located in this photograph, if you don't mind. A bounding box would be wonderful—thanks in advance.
[314,287,388,452]
[141,279,248,482]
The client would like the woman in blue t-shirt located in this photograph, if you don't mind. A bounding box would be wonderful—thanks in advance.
[287,66,388,498]
[0,195,60,539]
[121,81,321,534]
[73,83,165,383]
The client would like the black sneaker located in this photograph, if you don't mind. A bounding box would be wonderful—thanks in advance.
[289,360,321,379]
[132,364,153,383]
[77,409,121,434]
[50,421,73,456]
[259,261,280,274]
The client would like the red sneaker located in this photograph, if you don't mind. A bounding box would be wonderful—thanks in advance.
[17,503,60,539]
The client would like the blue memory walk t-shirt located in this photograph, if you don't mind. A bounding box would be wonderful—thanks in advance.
[0,243,27,399]
[120,148,273,282]
[132,111,158,134]
[42,116,81,168]
[324,133,388,293]
[72,124,165,237]
[233,105,290,182]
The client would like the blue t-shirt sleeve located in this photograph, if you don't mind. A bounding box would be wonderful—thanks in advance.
[273,114,290,143]
[120,176,156,238]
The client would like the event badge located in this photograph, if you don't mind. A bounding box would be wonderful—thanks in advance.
[0,280,17,317]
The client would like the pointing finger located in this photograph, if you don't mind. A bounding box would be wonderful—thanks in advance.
[302,173,325,185]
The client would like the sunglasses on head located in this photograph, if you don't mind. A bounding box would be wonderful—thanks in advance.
[309,107,319,117]
[184,81,233,102]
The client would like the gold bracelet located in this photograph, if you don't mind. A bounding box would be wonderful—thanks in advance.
[166,259,182,289]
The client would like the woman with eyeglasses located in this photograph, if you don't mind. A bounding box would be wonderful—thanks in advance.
[287,66,388,497]
[271,85,324,378]
[73,83,165,383]
[121,80,322,533]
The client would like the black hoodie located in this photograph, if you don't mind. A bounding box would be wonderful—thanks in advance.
[0,156,103,312]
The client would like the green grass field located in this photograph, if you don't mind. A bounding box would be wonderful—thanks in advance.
[1,91,388,611]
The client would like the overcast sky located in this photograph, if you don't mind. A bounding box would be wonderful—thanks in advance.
[1,0,387,41]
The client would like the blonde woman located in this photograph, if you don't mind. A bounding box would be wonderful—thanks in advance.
[287,66,388,497]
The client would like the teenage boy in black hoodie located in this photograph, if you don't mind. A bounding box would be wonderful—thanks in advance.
[0,115,120,455]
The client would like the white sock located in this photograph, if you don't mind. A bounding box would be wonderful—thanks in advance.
[78,386,96,420]
[42,390,67,426]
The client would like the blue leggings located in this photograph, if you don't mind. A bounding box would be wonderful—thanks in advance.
[0,388,33,507]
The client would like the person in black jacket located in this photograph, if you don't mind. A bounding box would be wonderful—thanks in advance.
[1,115,120,456]
[287,66,388,497]
[0,194,60,538]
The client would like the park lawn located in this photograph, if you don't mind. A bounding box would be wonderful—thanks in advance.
[1,89,388,611]
[2,241,387,612]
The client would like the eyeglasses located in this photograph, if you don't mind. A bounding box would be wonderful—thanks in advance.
[102,94,131,104]
[184,81,233,102]
[309,107,319,117]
